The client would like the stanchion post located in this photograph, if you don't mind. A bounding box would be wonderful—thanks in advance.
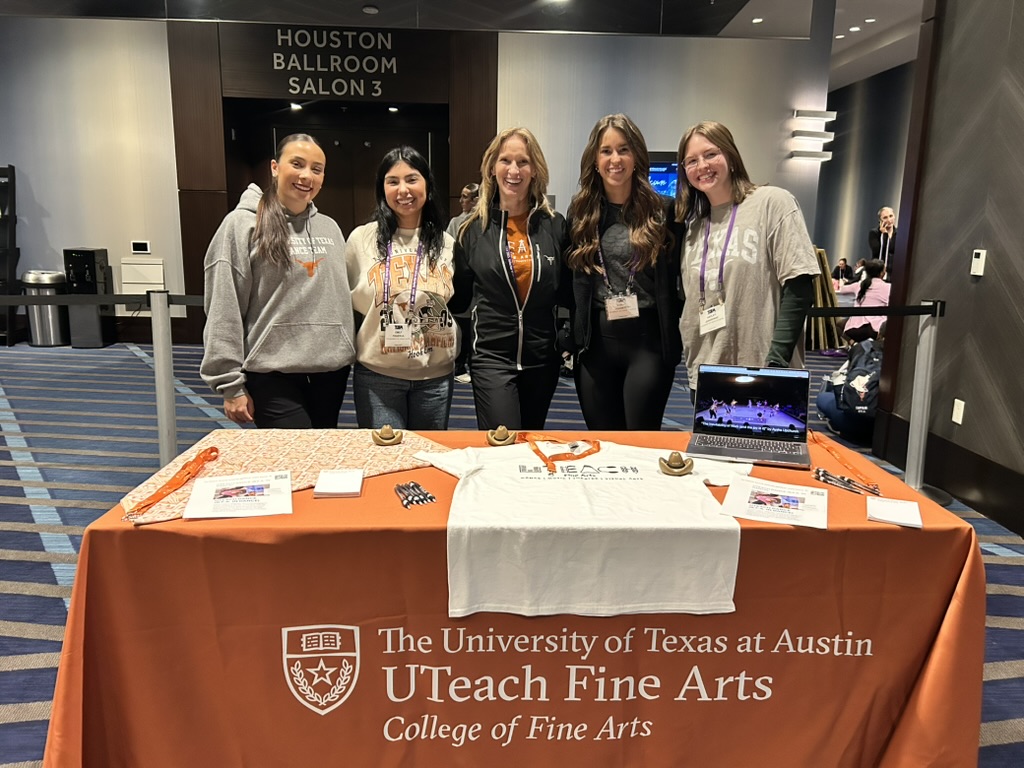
[149,290,178,467]
[904,300,947,500]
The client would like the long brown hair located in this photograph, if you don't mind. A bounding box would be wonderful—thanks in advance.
[674,121,756,224]
[458,127,554,242]
[567,114,665,273]
[253,133,322,267]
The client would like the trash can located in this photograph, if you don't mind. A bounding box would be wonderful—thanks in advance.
[21,270,70,347]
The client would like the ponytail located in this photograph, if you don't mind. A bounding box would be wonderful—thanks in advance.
[253,176,292,267]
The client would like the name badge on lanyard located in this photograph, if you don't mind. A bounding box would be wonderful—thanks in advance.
[699,301,728,334]
[384,317,413,349]
[596,243,639,321]
[380,240,423,353]
[698,204,737,337]
[606,293,640,320]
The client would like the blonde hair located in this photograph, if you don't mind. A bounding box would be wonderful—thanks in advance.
[460,127,555,239]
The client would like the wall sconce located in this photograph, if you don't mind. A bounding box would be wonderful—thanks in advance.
[790,109,837,161]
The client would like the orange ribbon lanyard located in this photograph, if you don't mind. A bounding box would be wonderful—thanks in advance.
[807,431,877,489]
[123,447,220,519]
[517,432,601,473]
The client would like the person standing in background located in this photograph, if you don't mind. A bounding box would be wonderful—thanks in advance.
[447,183,479,239]
[346,146,457,430]
[200,133,355,428]
[868,206,896,273]
[447,182,480,383]
[567,114,682,430]
[451,127,571,430]
[675,121,819,397]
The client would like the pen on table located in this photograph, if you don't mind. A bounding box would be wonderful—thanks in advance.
[814,468,864,495]
[394,484,412,508]
[835,474,882,496]
[408,482,436,503]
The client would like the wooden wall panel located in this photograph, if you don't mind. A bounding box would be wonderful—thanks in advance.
[167,21,226,192]
[448,32,497,212]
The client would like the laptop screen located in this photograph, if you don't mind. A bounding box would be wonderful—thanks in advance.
[694,365,810,443]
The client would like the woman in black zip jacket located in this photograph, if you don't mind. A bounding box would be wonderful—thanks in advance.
[451,127,572,430]
[567,114,683,430]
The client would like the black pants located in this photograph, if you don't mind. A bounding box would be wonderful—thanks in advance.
[244,367,350,429]
[454,313,472,374]
[575,309,676,430]
[470,362,561,430]
[843,323,878,344]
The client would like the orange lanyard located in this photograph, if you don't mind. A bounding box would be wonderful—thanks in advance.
[123,447,220,521]
[807,431,877,489]
[517,432,601,473]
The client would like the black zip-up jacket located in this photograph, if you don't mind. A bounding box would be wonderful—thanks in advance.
[569,197,684,366]
[451,203,572,370]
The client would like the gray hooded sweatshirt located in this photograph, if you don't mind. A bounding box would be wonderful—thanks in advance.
[200,184,356,400]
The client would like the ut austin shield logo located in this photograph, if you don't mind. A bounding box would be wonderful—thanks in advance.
[282,625,360,715]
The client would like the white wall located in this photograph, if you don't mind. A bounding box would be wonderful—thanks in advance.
[0,17,184,312]
[497,25,833,233]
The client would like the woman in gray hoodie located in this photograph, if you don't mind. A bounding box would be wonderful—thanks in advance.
[200,133,356,428]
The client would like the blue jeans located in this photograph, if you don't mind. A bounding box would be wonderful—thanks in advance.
[353,364,454,430]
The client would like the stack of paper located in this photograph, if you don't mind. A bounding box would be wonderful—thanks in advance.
[183,471,293,519]
[313,469,364,498]
[866,497,923,528]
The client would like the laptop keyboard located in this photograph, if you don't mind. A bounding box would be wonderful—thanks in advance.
[697,435,804,454]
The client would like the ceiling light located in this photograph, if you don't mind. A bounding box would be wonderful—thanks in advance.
[362,4,379,14]
[289,103,302,111]
[865,18,876,23]
[388,106,399,113]
[835,34,845,39]
[850,26,861,32]
[752,18,763,24]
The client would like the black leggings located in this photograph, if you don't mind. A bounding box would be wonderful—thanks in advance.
[244,368,350,429]
[470,362,561,430]
[844,323,878,344]
[575,309,676,430]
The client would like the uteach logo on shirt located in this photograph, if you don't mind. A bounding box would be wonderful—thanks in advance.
[282,624,360,715]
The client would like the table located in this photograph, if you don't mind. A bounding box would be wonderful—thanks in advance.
[44,431,985,767]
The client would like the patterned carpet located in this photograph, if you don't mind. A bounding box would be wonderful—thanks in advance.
[0,342,1022,766]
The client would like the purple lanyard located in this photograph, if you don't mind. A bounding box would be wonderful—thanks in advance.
[383,240,424,313]
[699,204,738,307]
[595,244,636,295]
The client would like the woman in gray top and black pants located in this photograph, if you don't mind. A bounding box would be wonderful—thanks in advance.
[567,114,682,430]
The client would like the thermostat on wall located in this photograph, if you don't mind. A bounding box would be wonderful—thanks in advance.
[131,240,151,254]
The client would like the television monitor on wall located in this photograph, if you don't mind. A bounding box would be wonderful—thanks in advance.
[648,151,678,199]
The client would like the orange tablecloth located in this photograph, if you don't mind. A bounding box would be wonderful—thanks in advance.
[44,431,985,767]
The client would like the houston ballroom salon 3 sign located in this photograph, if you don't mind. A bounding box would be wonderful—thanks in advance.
[219,25,450,103]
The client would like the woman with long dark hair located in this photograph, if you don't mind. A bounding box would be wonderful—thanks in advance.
[346,146,457,429]
[675,121,820,396]
[450,127,571,430]
[837,258,889,343]
[200,133,355,428]
[567,114,682,429]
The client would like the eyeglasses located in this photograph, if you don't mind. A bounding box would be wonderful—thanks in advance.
[682,149,722,171]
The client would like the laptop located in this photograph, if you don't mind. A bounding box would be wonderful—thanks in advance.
[687,364,812,469]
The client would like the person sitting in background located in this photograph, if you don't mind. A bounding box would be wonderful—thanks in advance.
[853,258,868,282]
[836,259,889,343]
[831,258,854,284]
[816,323,885,445]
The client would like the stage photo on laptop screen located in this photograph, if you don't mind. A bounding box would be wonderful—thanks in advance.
[693,365,810,443]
